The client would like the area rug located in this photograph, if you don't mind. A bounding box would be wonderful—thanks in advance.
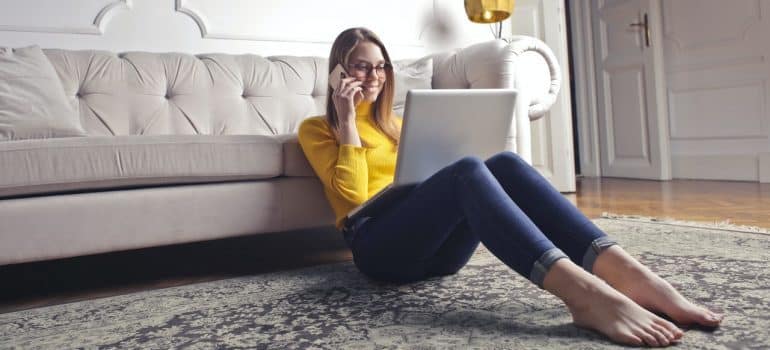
[1,216,769,349]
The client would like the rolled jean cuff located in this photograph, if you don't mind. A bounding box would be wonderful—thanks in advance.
[582,236,619,274]
[529,247,569,289]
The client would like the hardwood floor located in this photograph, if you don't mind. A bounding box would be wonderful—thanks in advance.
[567,177,770,228]
[1,177,768,314]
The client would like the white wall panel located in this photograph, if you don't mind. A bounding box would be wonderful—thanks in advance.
[510,1,544,38]
[669,83,766,139]
[672,154,758,181]
[0,0,128,34]
[661,0,770,181]
[0,0,507,59]
[663,0,760,51]
[176,0,432,46]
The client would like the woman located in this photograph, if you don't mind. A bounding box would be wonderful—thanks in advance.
[298,27,723,347]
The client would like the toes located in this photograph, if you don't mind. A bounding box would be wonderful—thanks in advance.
[666,302,723,328]
[655,319,684,340]
[704,310,724,326]
[638,328,661,347]
[647,325,670,346]
[691,306,723,327]
[652,323,679,344]
[618,332,644,347]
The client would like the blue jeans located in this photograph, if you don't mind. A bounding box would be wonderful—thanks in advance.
[343,152,617,288]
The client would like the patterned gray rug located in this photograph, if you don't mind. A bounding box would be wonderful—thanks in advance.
[1,216,769,349]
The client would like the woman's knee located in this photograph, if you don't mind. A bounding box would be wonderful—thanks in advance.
[486,151,526,168]
[485,152,533,178]
[450,156,486,177]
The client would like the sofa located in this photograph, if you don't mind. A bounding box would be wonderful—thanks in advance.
[0,36,561,266]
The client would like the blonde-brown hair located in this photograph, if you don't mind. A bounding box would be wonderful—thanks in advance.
[326,27,400,144]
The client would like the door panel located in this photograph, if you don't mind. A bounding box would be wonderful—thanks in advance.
[592,0,671,179]
[608,67,648,161]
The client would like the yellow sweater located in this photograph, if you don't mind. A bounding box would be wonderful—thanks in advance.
[298,102,401,229]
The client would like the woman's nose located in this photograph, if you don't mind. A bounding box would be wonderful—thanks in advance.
[367,68,381,79]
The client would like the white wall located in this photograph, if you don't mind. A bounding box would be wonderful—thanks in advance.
[662,0,770,182]
[0,0,506,59]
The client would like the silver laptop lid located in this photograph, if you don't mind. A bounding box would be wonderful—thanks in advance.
[393,89,517,185]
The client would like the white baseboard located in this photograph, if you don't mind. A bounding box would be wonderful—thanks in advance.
[760,153,770,183]
[672,154,759,182]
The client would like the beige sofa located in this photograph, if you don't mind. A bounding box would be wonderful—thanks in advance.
[0,37,561,266]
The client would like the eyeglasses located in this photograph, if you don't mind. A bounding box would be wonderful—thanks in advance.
[346,62,392,78]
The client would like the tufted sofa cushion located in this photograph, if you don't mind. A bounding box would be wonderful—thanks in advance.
[43,50,328,137]
[0,134,283,199]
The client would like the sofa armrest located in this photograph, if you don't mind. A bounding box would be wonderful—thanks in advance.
[430,36,562,163]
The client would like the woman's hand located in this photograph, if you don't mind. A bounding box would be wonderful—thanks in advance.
[332,76,364,126]
[332,76,364,147]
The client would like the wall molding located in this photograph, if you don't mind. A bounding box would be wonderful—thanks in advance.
[174,0,213,39]
[93,0,132,34]
[0,0,130,35]
[667,55,765,74]
[175,0,339,43]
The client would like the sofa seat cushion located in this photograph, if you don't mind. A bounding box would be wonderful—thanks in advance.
[0,135,282,198]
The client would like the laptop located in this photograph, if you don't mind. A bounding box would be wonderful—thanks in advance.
[345,88,518,223]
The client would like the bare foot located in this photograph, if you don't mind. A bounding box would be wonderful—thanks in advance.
[544,259,684,347]
[593,245,724,328]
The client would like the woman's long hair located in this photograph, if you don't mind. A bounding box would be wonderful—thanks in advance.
[326,27,400,144]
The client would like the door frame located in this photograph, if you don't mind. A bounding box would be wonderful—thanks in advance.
[569,0,672,179]
[512,0,577,192]
[568,0,602,177]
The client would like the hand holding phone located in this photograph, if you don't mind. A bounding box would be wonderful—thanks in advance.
[329,63,364,112]
[329,63,364,146]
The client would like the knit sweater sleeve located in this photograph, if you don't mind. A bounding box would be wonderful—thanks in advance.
[298,117,369,205]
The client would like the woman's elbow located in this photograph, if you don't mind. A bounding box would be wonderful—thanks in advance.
[333,185,368,205]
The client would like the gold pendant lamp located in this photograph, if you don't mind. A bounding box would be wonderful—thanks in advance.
[464,0,515,23]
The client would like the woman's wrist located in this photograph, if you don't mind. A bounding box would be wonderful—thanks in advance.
[338,123,362,147]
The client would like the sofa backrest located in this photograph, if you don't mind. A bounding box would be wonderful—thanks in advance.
[42,50,330,136]
[37,39,559,140]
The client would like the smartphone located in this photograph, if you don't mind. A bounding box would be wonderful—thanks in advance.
[328,64,347,91]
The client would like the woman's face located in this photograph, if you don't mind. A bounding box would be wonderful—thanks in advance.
[346,41,388,103]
